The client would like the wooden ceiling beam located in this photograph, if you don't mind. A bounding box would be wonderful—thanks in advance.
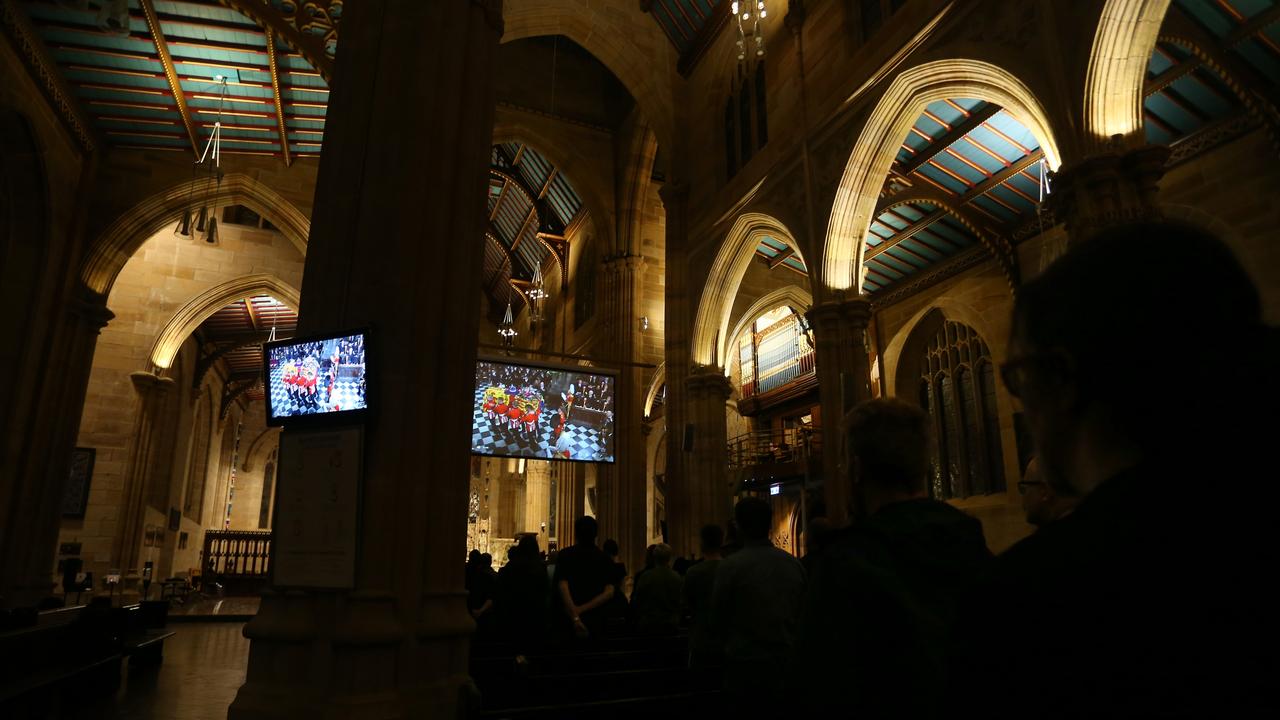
[538,167,558,200]
[511,143,527,167]
[767,245,796,269]
[897,102,1002,176]
[265,29,291,166]
[865,208,948,260]
[218,0,334,82]
[139,0,200,155]
[959,149,1044,205]
[489,178,510,222]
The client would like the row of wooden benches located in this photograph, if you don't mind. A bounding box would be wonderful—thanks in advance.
[0,600,176,719]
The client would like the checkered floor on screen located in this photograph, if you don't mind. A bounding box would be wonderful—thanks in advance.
[268,366,364,416]
[470,388,610,460]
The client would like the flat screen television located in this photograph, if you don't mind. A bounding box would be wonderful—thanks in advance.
[471,357,616,463]
[264,329,368,426]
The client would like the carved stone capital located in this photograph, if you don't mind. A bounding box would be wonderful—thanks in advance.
[130,370,175,397]
[658,181,690,209]
[68,286,115,331]
[1047,144,1171,241]
[686,368,733,402]
[805,297,872,333]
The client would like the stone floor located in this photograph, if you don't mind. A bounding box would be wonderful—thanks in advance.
[69,623,248,720]
[168,595,261,618]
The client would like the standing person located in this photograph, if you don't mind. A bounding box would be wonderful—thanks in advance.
[796,398,991,717]
[496,535,549,650]
[631,544,683,636]
[682,524,724,667]
[551,516,614,640]
[1017,457,1077,529]
[710,497,805,709]
[600,539,629,636]
[951,222,1279,717]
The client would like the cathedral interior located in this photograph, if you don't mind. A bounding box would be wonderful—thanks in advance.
[1,0,1277,718]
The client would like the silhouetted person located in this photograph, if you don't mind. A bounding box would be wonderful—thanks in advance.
[798,516,834,576]
[1018,457,1077,528]
[797,398,991,716]
[600,538,629,635]
[496,535,549,648]
[552,516,614,639]
[711,497,805,708]
[683,524,725,667]
[631,543,682,636]
[951,222,1278,717]
[467,553,498,639]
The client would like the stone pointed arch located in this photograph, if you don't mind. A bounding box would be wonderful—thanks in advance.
[149,274,301,370]
[823,59,1063,292]
[882,299,1005,401]
[692,213,809,368]
[81,173,311,296]
[501,0,675,153]
[1084,0,1173,148]
[644,362,665,418]
[726,285,815,359]
[241,426,282,473]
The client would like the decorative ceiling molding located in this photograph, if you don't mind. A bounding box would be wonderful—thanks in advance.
[265,29,292,166]
[138,0,199,154]
[0,0,96,153]
[219,0,337,83]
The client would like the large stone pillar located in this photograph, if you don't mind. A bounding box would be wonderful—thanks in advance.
[595,254,647,577]
[685,369,733,538]
[230,2,501,718]
[552,462,582,549]
[115,372,176,577]
[807,296,872,526]
[657,182,694,556]
[1048,143,1169,244]
[0,288,112,607]
[523,460,551,550]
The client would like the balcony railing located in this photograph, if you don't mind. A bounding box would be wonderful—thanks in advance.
[202,530,271,579]
[727,427,822,469]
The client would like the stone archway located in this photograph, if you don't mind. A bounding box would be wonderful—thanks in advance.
[80,173,311,297]
[644,362,666,418]
[1084,0,1173,149]
[149,274,301,370]
[692,213,809,368]
[502,0,675,154]
[822,59,1064,293]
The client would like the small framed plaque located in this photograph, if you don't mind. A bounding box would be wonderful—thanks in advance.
[62,448,96,518]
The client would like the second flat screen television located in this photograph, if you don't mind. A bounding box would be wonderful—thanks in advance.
[471,358,616,463]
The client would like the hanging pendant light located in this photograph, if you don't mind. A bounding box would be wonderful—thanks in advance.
[527,263,547,325]
[733,1,768,62]
[175,207,192,237]
[498,300,518,348]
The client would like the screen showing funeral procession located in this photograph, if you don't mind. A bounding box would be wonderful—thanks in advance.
[264,331,368,426]
[471,358,616,463]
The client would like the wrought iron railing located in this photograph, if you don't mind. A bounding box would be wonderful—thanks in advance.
[202,530,271,578]
[726,427,822,469]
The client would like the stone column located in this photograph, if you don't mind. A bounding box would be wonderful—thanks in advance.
[1047,143,1170,244]
[0,288,113,607]
[595,254,647,577]
[657,182,694,556]
[807,296,873,526]
[523,460,551,550]
[229,2,501,718]
[115,372,177,578]
[552,462,582,549]
[684,369,733,538]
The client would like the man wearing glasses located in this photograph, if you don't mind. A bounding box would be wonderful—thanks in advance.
[951,221,1275,717]
[1016,457,1076,529]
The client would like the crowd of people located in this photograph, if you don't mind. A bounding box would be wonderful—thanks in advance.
[464,223,1277,716]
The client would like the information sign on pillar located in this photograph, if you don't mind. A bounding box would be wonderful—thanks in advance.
[272,425,362,589]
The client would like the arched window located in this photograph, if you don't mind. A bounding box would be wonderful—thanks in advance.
[258,450,276,529]
[754,61,769,147]
[724,97,738,178]
[738,78,753,165]
[735,306,816,398]
[918,320,1005,499]
[184,395,211,520]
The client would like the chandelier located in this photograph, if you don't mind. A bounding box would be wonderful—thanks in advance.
[498,300,518,348]
[526,263,548,325]
[175,77,229,243]
[733,1,767,61]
